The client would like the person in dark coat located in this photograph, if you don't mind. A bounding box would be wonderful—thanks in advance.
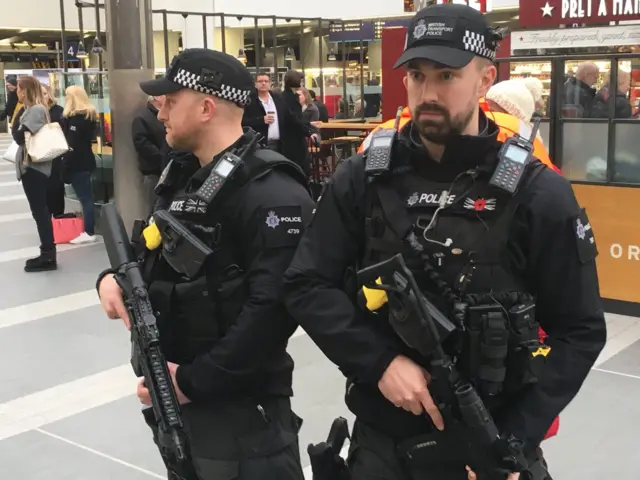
[280,70,317,176]
[132,95,166,212]
[1,77,19,123]
[242,72,317,176]
[590,70,633,119]
[309,90,329,122]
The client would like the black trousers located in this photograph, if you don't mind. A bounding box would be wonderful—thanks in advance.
[144,396,305,480]
[21,168,55,251]
[47,158,66,217]
[348,421,553,480]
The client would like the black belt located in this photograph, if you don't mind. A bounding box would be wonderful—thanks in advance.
[267,139,281,151]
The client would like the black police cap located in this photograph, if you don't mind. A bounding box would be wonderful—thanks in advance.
[140,48,254,108]
[394,3,499,69]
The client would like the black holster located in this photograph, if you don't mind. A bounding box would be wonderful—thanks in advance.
[505,303,546,394]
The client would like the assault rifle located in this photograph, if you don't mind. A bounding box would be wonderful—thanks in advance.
[101,203,197,479]
[357,254,527,479]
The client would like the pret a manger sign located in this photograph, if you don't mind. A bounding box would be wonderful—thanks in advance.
[519,0,640,27]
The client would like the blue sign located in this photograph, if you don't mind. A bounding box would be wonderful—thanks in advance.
[329,18,412,43]
[329,22,375,42]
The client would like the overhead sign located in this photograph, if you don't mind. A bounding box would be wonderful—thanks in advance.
[519,0,640,27]
[329,21,375,42]
[511,24,640,51]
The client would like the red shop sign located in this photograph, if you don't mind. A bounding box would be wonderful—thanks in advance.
[519,0,640,27]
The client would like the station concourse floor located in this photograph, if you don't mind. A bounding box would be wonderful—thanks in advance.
[0,133,635,479]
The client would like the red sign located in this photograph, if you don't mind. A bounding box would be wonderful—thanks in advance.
[519,0,640,27]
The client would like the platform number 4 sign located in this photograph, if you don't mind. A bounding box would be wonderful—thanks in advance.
[67,43,78,58]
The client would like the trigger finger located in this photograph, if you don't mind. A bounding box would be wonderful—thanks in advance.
[419,391,444,430]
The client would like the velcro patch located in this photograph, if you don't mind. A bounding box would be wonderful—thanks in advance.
[575,208,598,264]
[260,206,304,249]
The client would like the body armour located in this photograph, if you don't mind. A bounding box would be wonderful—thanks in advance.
[360,152,548,406]
[143,142,307,365]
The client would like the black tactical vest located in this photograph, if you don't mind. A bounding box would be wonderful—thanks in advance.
[146,146,308,365]
[361,152,547,401]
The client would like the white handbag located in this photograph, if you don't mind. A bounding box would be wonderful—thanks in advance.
[2,141,18,163]
[25,122,70,164]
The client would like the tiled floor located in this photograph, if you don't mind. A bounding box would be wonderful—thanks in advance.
[0,134,635,478]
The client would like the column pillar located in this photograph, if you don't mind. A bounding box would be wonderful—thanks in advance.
[105,0,155,231]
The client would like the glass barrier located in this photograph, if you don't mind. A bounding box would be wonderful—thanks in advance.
[539,120,550,147]
[561,121,608,182]
[614,122,640,184]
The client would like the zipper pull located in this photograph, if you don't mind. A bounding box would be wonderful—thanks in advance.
[257,404,271,423]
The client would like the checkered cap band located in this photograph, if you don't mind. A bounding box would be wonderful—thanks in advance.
[462,30,495,60]
[172,68,251,107]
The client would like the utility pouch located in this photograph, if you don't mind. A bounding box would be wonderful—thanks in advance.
[464,304,509,398]
[173,276,218,362]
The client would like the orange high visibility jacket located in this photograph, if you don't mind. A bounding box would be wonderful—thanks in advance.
[358,106,561,440]
[358,106,561,174]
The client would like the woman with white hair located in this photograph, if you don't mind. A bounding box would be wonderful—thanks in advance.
[522,77,546,119]
[485,79,536,126]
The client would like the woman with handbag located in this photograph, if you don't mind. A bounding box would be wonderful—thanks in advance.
[61,86,98,245]
[12,76,67,272]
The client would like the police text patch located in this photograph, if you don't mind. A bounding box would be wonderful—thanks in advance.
[575,208,598,264]
[260,206,304,249]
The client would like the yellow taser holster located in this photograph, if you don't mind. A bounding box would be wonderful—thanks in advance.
[142,221,162,250]
[362,277,389,311]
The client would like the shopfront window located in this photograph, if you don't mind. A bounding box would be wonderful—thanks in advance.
[612,61,640,184]
[560,59,609,119]
[509,61,551,117]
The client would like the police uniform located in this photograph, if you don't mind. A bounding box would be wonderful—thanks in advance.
[98,49,314,480]
[283,5,606,480]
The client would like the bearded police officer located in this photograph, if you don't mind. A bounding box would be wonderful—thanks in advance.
[283,4,606,480]
[97,48,313,480]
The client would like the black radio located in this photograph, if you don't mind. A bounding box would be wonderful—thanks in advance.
[364,106,403,176]
[195,152,243,204]
[489,117,541,194]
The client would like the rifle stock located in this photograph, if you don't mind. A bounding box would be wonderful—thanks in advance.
[101,204,193,473]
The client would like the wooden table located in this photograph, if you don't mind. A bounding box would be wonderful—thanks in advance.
[321,136,363,145]
[319,122,377,130]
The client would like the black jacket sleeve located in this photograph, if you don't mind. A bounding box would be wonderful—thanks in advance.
[175,169,315,402]
[283,157,399,384]
[132,115,163,175]
[502,168,607,448]
[11,107,26,145]
[281,91,314,137]
[242,107,267,131]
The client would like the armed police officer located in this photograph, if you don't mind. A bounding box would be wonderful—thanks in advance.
[97,48,314,480]
[284,4,606,480]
